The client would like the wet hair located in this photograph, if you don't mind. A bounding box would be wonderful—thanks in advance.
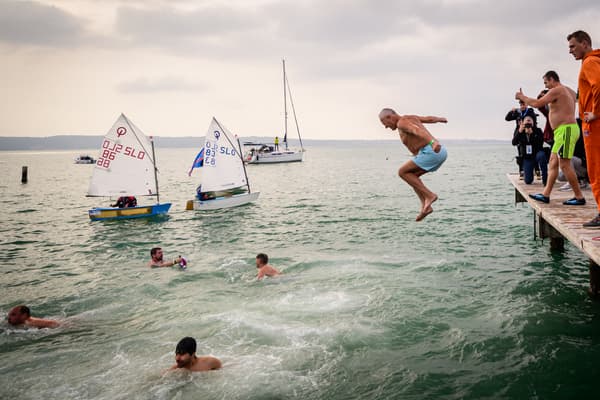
[150,247,161,257]
[175,337,196,355]
[17,305,30,317]
[543,70,560,82]
[256,253,269,265]
[567,30,592,47]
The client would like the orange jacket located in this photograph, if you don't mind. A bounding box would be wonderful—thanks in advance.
[578,49,600,123]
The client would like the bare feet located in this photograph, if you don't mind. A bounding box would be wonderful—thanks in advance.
[415,194,438,222]
[416,206,433,221]
[423,194,438,212]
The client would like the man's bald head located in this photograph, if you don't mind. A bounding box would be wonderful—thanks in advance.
[379,108,399,130]
[379,108,397,120]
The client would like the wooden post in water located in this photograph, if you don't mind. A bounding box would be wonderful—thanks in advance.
[590,260,600,299]
[508,173,600,299]
[538,215,565,251]
[21,166,28,183]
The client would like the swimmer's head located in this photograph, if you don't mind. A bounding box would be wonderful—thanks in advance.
[7,305,30,325]
[150,247,163,261]
[176,337,196,356]
[256,253,268,268]
[379,108,398,130]
[175,337,197,368]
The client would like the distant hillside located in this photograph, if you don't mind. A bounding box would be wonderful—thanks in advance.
[0,135,207,151]
[0,135,507,151]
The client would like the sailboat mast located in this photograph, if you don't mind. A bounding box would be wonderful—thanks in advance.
[237,137,252,194]
[150,136,160,204]
[283,59,288,150]
[285,73,304,151]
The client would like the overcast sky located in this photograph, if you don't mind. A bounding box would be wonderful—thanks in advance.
[0,0,599,140]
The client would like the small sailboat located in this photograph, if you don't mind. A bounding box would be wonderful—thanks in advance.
[244,59,305,164]
[186,117,259,210]
[87,114,171,220]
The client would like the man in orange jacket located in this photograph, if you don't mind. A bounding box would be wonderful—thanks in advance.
[568,30,600,227]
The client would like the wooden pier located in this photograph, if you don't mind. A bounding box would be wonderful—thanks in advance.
[508,173,600,298]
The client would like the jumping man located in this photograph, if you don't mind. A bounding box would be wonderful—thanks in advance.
[379,108,448,221]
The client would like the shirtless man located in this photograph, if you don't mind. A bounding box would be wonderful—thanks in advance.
[256,253,281,280]
[378,108,448,221]
[148,247,182,268]
[170,337,222,372]
[7,305,59,329]
[516,70,585,205]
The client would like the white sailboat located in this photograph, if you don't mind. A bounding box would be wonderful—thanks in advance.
[186,117,259,210]
[87,113,171,220]
[244,59,305,164]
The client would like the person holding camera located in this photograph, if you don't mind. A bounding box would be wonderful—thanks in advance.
[506,100,538,175]
[512,116,547,185]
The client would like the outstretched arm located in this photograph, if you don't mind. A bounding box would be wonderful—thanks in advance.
[26,317,59,329]
[516,88,556,109]
[148,256,182,268]
[407,115,447,124]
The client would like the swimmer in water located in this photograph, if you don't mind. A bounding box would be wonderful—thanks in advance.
[7,305,59,329]
[169,337,222,372]
[256,253,282,280]
[148,247,182,268]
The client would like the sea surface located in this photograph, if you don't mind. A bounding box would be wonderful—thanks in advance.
[1,141,600,400]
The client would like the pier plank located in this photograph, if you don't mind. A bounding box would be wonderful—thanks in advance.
[507,173,600,264]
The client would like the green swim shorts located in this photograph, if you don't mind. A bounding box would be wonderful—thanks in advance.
[551,123,580,159]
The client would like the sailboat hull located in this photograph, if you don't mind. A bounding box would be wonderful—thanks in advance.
[246,150,303,164]
[88,203,172,221]
[189,192,260,210]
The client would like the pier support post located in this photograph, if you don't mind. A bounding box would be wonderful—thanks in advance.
[590,260,600,299]
[538,216,564,251]
[550,237,565,251]
[21,166,28,183]
[515,189,526,204]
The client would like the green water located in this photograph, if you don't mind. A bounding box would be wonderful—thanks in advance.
[1,142,599,399]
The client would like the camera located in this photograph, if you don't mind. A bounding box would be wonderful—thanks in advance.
[524,123,533,128]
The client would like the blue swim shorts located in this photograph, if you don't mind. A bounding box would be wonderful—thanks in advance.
[413,144,447,172]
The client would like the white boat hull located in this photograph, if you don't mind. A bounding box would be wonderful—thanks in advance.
[189,192,260,210]
[246,150,303,164]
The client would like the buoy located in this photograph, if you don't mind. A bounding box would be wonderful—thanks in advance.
[185,200,194,210]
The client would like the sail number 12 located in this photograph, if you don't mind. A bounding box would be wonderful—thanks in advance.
[97,139,146,168]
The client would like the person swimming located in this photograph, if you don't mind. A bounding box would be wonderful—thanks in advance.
[169,337,222,372]
[7,305,59,329]
[255,253,282,280]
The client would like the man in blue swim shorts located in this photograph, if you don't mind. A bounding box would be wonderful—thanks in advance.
[379,108,448,221]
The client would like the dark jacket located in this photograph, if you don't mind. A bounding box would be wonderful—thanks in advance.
[506,107,538,130]
[512,127,545,160]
